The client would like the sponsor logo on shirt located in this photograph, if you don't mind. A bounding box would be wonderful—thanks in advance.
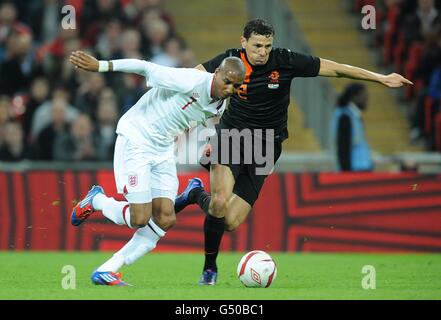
[268,70,280,89]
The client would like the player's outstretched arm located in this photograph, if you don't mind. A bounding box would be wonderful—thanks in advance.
[318,58,413,88]
[71,50,154,77]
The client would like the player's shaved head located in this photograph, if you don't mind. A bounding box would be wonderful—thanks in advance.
[211,57,245,99]
[219,57,246,80]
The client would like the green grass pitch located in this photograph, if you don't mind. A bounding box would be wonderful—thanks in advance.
[0,252,440,299]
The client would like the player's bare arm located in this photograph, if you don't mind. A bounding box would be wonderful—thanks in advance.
[318,58,413,88]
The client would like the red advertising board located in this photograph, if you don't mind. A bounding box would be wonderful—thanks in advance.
[0,171,440,252]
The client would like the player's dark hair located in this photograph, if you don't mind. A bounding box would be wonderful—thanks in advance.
[243,19,275,39]
[337,83,366,107]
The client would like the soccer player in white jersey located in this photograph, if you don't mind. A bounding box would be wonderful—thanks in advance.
[69,51,245,286]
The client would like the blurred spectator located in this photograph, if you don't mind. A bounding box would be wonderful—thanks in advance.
[33,97,70,160]
[96,19,122,60]
[99,86,117,103]
[414,23,441,86]
[151,36,183,67]
[80,0,123,46]
[30,85,78,141]
[410,62,441,148]
[118,28,142,59]
[180,48,197,68]
[350,0,441,152]
[0,95,12,146]
[124,0,175,32]
[0,2,15,47]
[53,114,100,161]
[60,37,83,88]
[114,73,145,114]
[74,72,106,119]
[0,120,29,161]
[0,1,28,61]
[142,18,170,59]
[0,0,189,162]
[95,98,118,160]
[26,0,62,44]
[408,22,441,145]
[331,83,374,172]
[402,0,440,45]
[22,77,50,140]
[37,27,80,82]
[0,29,38,96]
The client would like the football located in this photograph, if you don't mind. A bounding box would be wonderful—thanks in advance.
[237,250,277,288]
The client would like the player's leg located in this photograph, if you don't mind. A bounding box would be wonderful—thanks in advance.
[194,164,236,284]
[71,187,152,228]
[92,204,172,286]
[90,200,155,286]
[174,124,227,215]
[199,137,282,283]
[174,142,210,213]
[150,157,179,232]
[175,165,251,283]
[171,163,237,284]
[208,163,236,216]
[93,217,163,286]
[222,166,262,231]
[119,157,180,265]
[174,177,205,213]
[98,156,179,277]
[223,193,252,232]
[100,200,171,273]
[72,135,153,228]
[152,198,176,230]
[223,137,282,231]
[89,136,158,285]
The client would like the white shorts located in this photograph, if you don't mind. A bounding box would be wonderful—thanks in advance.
[113,135,178,204]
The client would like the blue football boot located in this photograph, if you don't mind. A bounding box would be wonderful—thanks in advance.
[71,185,104,226]
[199,269,217,285]
[91,270,131,286]
[174,178,204,213]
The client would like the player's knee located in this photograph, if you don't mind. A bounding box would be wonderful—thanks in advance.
[130,214,149,228]
[154,211,176,231]
[130,206,150,228]
[224,220,239,232]
[210,193,228,216]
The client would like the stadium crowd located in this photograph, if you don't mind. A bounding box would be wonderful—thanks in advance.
[1,0,440,162]
[0,0,195,162]
[353,0,441,151]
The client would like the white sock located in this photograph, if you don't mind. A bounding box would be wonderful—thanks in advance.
[123,219,165,265]
[96,253,125,273]
[96,219,166,272]
[93,194,132,227]
[92,193,107,210]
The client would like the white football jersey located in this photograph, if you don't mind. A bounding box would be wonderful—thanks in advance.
[112,59,227,150]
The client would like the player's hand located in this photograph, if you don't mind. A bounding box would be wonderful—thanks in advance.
[379,73,413,88]
[70,51,99,72]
